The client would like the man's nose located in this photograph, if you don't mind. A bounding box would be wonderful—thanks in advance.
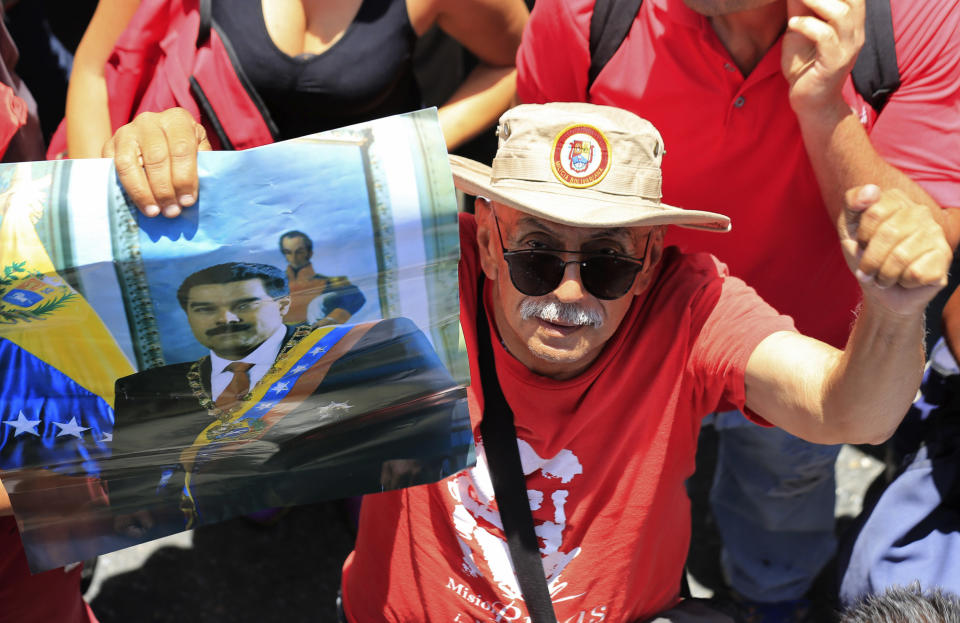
[216,309,241,324]
[552,261,588,302]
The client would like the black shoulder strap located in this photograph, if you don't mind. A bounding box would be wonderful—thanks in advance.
[851,0,900,114]
[475,277,558,623]
[197,0,212,46]
[588,0,645,94]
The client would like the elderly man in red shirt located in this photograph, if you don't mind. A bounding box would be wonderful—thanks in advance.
[516,0,960,617]
[104,101,951,622]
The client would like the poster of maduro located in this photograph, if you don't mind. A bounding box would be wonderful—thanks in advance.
[0,109,471,572]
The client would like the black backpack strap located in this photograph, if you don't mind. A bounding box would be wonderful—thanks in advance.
[197,0,212,46]
[475,277,558,623]
[851,0,900,114]
[588,0,645,94]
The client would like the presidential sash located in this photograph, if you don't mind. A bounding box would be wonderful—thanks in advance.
[178,321,374,527]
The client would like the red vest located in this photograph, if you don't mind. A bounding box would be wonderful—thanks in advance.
[47,0,275,158]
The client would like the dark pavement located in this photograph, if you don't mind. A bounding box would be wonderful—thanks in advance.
[89,501,355,622]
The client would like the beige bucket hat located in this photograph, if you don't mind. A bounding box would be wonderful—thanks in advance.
[449,103,730,232]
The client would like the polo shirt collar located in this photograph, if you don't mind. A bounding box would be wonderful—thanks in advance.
[656,0,709,30]
[655,0,786,82]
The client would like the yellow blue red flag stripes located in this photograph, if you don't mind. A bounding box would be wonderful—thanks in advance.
[0,163,134,474]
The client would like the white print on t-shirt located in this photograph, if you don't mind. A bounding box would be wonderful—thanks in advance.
[450,601,608,623]
[446,576,609,622]
[447,439,584,603]
[445,578,608,623]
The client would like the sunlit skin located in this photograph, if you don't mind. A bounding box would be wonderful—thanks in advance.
[281,235,312,271]
[681,0,786,75]
[185,279,291,360]
[475,199,664,380]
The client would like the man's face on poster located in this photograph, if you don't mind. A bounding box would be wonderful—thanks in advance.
[281,235,312,270]
[185,278,291,360]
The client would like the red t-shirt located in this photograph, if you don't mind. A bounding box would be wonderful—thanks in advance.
[0,516,97,623]
[341,214,795,622]
[517,0,960,348]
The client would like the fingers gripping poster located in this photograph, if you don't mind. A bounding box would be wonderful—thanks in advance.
[0,109,472,572]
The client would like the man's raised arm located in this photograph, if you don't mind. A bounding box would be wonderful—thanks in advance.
[782,0,960,246]
[744,184,952,445]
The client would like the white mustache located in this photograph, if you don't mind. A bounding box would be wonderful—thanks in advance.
[520,298,603,328]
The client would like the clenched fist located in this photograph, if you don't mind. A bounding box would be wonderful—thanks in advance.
[839,185,952,316]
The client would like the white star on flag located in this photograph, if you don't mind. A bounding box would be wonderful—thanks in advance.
[292,364,309,373]
[256,403,272,411]
[53,416,90,438]
[271,382,290,393]
[101,432,113,443]
[3,410,41,437]
[310,346,327,355]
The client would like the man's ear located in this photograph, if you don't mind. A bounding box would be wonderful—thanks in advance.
[631,226,665,295]
[475,198,500,281]
[277,295,292,317]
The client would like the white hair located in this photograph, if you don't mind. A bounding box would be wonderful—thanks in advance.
[519,298,603,328]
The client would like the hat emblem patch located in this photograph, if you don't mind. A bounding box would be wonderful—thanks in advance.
[551,124,611,188]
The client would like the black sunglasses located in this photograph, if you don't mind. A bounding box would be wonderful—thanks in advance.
[494,216,650,300]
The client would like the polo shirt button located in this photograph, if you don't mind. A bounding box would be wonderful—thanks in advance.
[723,62,736,72]
[733,96,745,108]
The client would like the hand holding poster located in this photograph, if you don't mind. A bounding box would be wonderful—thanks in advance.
[0,109,471,572]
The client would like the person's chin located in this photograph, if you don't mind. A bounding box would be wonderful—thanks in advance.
[531,317,588,341]
[209,335,255,356]
[527,328,590,364]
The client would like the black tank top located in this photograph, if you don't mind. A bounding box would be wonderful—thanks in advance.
[212,0,422,141]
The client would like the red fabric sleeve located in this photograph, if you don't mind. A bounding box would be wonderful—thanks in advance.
[516,0,594,104]
[687,260,797,425]
[868,0,960,208]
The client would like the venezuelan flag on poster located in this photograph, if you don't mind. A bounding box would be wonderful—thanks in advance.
[0,163,134,475]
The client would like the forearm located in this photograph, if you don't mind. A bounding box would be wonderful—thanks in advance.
[747,302,926,446]
[438,65,516,151]
[796,184,950,443]
[66,0,140,158]
[424,0,527,150]
[797,105,960,247]
[820,298,925,444]
[65,72,114,158]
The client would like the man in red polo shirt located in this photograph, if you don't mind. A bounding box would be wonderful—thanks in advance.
[516,0,960,618]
